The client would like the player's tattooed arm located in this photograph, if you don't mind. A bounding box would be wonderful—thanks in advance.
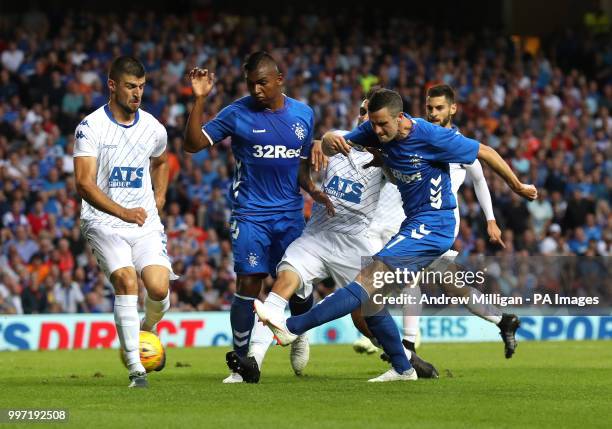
[477,144,538,201]
[74,157,147,226]
[150,150,169,213]
[184,68,216,153]
[298,159,335,216]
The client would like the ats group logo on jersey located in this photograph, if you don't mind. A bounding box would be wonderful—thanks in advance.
[291,122,306,141]
[324,176,363,204]
[108,167,144,188]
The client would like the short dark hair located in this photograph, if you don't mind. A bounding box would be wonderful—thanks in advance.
[427,84,455,104]
[242,51,279,74]
[367,88,403,116]
[109,56,145,82]
[365,85,382,101]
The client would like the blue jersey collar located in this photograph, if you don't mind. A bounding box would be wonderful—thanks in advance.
[104,104,140,128]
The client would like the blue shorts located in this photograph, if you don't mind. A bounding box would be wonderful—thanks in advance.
[230,210,305,277]
[375,210,456,271]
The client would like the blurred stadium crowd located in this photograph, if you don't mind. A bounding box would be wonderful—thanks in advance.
[0,9,610,314]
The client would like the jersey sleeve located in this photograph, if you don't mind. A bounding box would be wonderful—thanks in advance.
[151,122,168,157]
[73,120,99,158]
[344,121,381,149]
[201,104,237,145]
[417,119,480,164]
[300,109,315,160]
[465,159,495,221]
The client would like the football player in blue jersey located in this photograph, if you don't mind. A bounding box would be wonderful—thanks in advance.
[184,52,333,383]
[254,88,537,382]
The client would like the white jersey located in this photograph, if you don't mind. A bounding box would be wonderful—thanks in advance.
[306,148,383,235]
[73,105,167,229]
[370,179,405,233]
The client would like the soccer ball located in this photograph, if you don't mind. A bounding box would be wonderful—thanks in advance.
[120,331,166,373]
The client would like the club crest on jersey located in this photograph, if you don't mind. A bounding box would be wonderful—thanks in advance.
[324,175,363,204]
[247,252,259,267]
[291,122,306,141]
[108,166,144,188]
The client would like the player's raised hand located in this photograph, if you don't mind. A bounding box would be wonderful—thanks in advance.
[514,183,538,201]
[321,131,351,156]
[311,140,328,172]
[120,207,148,226]
[487,220,505,248]
[310,189,335,216]
[188,68,215,98]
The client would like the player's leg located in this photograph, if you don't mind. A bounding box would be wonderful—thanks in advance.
[223,216,273,383]
[435,252,520,358]
[233,232,327,382]
[401,285,422,351]
[84,225,147,387]
[255,258,417,379]
[256,213,455,380]
[132,229,176,334]
[270,211,312,375]
[229,216,271,357]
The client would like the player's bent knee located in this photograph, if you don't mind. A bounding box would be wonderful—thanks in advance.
[237,274,266,297]
[141,265,170,300]
[110,267,139,295]
[272,268,302,299]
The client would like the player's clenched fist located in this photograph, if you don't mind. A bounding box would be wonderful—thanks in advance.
[120,207,148,226]
[321,131,352,156]
[514,183,538,201]
[188,68,215,98]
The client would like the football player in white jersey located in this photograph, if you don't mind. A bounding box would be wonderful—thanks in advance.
[73,56,176,388]
[354,84,520,359]
[226,97,438,382]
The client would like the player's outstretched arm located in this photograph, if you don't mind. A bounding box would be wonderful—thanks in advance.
[466,160,505,248]
[74,157,147,226]
[184,68,215,153]
[321,131,351,156]
[298,158,335,216]
[150,150,169,213]
[477,144,538,201]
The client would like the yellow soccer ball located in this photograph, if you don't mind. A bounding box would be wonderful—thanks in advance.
[120,331,166,373]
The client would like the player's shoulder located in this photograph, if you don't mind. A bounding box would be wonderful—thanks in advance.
[229,95,253,111]
[137,108,166,131]
[77,105,106,128]
[285,96,314,118]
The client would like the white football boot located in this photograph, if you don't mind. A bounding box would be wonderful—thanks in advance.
[290,334,310,375]
[253,300,297,346]
[368,367,418,382]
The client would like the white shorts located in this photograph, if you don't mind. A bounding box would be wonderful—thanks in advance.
[82,223,177,280]
[277,230,377,299]
[367,219,402,253]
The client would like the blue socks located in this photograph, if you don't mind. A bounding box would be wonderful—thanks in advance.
[289,293,314,316]
[286,282,368,335]
[230,293,255,357]
[365,309,412,373]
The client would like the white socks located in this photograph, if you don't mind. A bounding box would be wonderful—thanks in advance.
[114,295,145,374]
[466,288,503,324]
[248,292,288,369]
[402,286,422,343]
[143,291,170,331]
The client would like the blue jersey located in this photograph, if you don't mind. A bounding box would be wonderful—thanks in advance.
[202,95,314,216]
[345,116,479,219]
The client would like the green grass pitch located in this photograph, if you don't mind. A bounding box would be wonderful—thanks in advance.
[1,341,611,428]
